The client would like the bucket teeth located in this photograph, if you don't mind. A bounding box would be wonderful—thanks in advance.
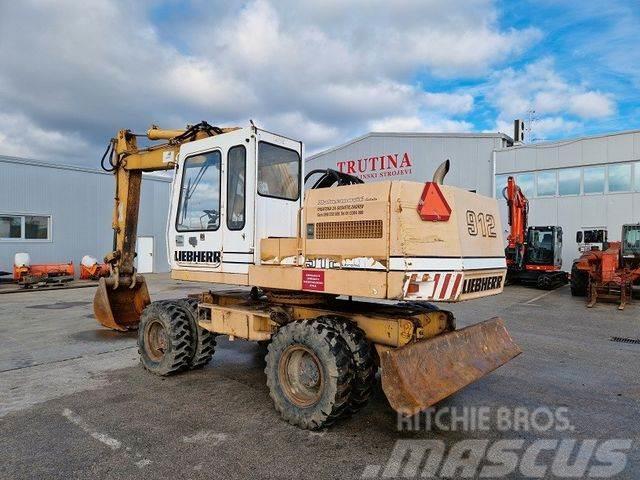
[379,317,521,414]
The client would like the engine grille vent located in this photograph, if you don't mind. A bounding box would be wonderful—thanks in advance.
[315,220,383,240]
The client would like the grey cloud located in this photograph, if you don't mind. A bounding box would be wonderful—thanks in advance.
[0,0,538,166]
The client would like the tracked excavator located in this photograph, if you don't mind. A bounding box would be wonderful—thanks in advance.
[502,176,568,289]
[92,122,521,429]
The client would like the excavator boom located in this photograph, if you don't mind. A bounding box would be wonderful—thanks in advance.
[93,122,238,330]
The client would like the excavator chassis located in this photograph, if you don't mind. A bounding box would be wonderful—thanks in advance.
[88,123,521,428]
[190,290,521,415]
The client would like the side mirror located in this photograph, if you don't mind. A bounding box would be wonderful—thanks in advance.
[576,231,583,243]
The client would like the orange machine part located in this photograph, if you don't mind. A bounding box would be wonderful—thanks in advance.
[80,263,110,280]
[417,182,451,221]
[525,264,561,272]
[13,262,75,281]
[505,176,528,249]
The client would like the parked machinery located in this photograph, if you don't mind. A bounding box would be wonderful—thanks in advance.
[13,253,75,286]
[571,224,640,309]
[80,255,110,280]
[502,176,568,289]
[91,122,521,429]
[576,228,608,254]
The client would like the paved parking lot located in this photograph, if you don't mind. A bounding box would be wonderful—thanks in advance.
[1,274,639,479]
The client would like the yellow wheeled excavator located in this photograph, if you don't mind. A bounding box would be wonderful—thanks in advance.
[93,121,521,429]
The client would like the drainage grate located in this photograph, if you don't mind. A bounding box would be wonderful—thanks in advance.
[610,336,640,345]
[26,301,92,310]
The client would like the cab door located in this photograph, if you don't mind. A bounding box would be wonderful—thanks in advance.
[221,142,255,273]
[169,141,224,273]
[254,130,303,257]
[554,227,563,268]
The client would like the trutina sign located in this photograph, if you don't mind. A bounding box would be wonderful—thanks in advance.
[336,152,413,180]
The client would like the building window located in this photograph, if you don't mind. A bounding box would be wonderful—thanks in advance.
[176,151,222,232]
[226,145,246,231]
[558,168,581,196]
[536,171,557,196]
[516,173,535,198]
[0,214,51,241]
[635,162,640,191]
[583,166,605,194]
[608,163,631,192]
[495,175,508,199]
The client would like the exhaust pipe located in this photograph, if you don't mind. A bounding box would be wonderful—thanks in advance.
[432,159,450,185]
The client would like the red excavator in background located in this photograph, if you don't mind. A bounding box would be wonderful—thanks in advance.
[571,224,640,309]
[502,176,568,289]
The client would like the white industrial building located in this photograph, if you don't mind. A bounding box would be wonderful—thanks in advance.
[0,155,172,275]
[307,129,640,271]
[3,128,639,277]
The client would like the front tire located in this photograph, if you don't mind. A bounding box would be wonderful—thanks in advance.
[138,302,194,376]
[171,299,216,369]
[265,320,353,429]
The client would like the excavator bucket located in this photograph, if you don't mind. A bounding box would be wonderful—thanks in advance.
[379,317,521,414]
[93,275,150,331]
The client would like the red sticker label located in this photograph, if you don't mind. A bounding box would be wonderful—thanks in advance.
[302,269,325,291]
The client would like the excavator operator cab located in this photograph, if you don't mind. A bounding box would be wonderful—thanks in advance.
[168,127,303,280]
[576,228,608,253]
[526,226,563,268]
[621,224,640,260]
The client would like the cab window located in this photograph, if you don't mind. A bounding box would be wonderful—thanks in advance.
[227,145,246,231]
[176,151,221,231]
[257,142,300,201]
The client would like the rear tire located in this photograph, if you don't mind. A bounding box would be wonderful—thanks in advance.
[265,320,353,429]
[138,302,194,376]
[323,316,376,414]
[571,263,587,297]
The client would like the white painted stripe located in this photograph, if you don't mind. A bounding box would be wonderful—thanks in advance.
[62,408,122,450]
[62,409,152,468]
[221,263,250,274]
[390,257,506,271]
[222,252,254,262]
[461,257,507,270]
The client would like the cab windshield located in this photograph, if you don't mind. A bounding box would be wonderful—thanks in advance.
[176,151,221,231]
[526,227,555,265]
[623,226,640,256]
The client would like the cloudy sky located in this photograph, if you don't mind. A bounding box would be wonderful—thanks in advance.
[0,0,638,166]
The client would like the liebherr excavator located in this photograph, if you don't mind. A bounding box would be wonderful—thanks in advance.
[93,122,521,429]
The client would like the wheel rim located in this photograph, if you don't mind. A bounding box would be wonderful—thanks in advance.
[279,345,324,407]
[145,320,168,361]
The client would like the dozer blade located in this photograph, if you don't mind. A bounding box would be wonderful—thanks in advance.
[93,275,150,331]
[379,317,521,414]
